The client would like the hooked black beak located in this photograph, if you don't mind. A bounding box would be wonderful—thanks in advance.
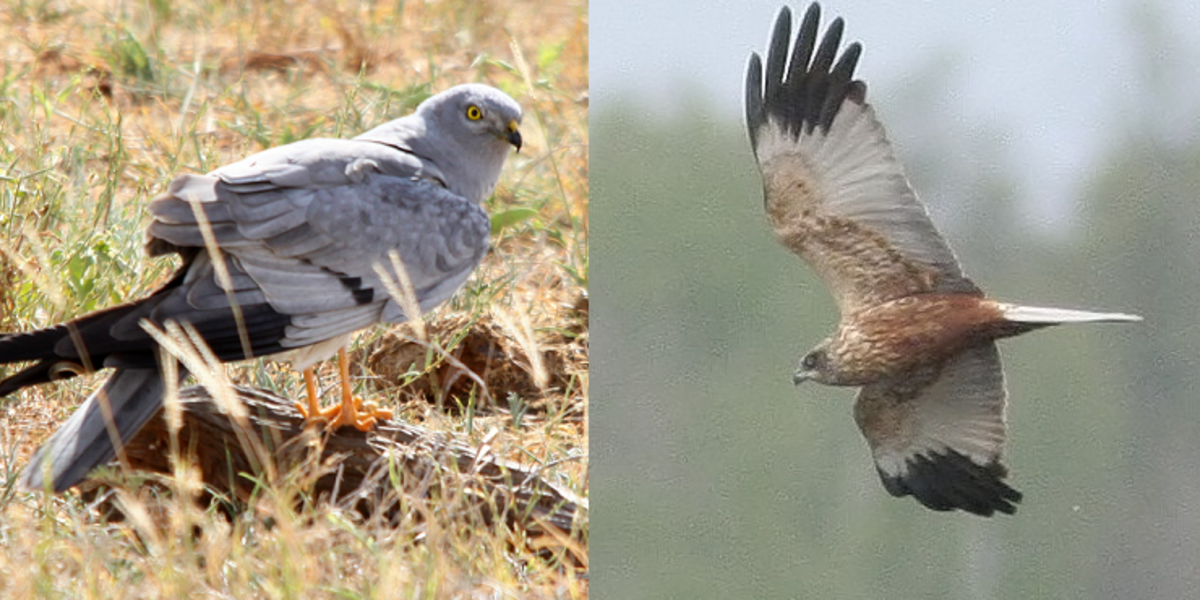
[506,120,522,152]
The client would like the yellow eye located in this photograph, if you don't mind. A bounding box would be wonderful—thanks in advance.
[466,105,483,120]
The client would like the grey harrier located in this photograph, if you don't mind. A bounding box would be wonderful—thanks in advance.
[0,84,522,493]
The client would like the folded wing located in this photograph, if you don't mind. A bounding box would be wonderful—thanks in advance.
[147,138,490,354]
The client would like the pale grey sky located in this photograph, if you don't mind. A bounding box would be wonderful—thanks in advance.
[593,0,1200,225]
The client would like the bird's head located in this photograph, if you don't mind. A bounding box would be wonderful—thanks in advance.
[793,340,836,385]
[419,84,522,202]
[357,83,523,203]
[427,84,523,151]
[417,84,523,156]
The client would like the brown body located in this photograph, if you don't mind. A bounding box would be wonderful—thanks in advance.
[827,295,1026,386]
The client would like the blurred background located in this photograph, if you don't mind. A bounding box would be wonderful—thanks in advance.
[592,1,1200,598]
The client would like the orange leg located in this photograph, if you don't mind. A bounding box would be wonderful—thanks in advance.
[323,347,393,432]
[296,367,339,424]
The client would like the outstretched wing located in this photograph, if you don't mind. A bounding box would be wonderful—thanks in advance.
[853,343,1022,516]
[746,4,976,316]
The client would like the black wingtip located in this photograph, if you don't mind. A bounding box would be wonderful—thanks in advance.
[879,449,1022,517]
[745,53,764,148]
[745,2,866,149]
[763,6,794,110]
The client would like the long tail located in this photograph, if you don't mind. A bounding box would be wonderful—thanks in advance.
[21,368,180,493]
[1,253,291,400]
[999,304,1143,325]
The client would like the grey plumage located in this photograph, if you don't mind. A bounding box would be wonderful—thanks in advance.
[1,83,523,492]
[23,368,181,492]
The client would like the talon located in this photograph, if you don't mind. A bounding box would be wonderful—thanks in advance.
[327,396,393,431]
[326,395,380,432]
[293,348,392,432]
[329,347,393,432]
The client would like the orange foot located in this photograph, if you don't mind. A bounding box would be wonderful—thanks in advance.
[295,347,393,432]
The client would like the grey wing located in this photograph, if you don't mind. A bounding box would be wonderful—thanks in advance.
[852,343,1022,516]
[146,143,489,352]
[746,5,977,315]
[215,137,447,187]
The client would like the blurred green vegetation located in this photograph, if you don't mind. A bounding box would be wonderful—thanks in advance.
[591,80,1200,597]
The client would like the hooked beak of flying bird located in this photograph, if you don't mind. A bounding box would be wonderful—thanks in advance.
[792,370,813,386]
[505,120,522,152]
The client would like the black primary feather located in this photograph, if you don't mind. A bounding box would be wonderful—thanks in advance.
[878,449,1023,517]
[745,2,866,150]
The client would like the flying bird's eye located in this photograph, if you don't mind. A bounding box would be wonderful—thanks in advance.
[465,105,483,121]
[801,352,820,370]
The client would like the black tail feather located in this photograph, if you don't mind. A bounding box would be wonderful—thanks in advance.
[0,257,292,399]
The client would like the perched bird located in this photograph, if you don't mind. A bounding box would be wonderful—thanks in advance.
[0,83,523,493]
[744,3,1141,516]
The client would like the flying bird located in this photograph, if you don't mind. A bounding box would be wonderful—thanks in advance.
[0,83,522,493]
[744,3,1141,516]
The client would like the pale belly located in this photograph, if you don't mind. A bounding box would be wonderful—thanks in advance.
[277,332,355,371]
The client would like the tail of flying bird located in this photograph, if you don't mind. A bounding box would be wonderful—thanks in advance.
[999,304,1143,325]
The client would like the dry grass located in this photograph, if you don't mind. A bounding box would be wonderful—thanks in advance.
[0,0,587,597]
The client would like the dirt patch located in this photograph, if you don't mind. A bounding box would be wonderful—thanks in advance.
[357,302,587,416]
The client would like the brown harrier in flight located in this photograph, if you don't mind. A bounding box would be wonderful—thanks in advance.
[745,3,1141,516]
